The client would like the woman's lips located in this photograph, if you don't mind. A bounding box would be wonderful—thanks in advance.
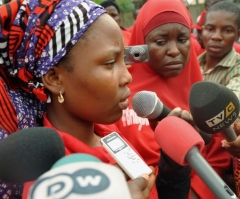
[119,89,131,110]
[119,98,129,110]
[164,63,183,70]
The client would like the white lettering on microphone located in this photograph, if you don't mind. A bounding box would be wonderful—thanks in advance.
[76,175,102,187]
[212,112,237,131]
[205,102,236,128]
[206,110,224,127]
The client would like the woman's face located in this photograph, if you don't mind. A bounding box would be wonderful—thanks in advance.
[105,5,121,26]
[145,23,190,77]
[56,14,132,124]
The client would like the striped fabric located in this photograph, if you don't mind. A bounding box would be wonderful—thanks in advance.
[198,49,240,110]
[0,79,17,134]
[0,0,105,101]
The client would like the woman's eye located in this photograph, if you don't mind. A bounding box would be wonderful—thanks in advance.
[206,27,213,32]
[179,38,188,43]
[156,40,166,45]
[225,29,232,33]
[105,61,115,68]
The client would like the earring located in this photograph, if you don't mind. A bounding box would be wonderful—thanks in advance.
[46,94,51,103]
[58,90,64,103]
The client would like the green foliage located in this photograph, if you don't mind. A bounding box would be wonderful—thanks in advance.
[93,0,104,4]
[2,0,11,4]
[115,0,135,12]
[92,0,135,12]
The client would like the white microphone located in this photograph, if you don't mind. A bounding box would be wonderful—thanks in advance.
[28,154,132,199]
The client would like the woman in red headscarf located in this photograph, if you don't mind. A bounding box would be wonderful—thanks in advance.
[115,0,231,198]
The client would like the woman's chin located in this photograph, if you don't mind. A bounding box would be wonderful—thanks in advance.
[160,70,182,78]
[100,113,123,124]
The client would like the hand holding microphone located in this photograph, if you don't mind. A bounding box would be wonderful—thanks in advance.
[132,90,212,144]
[128,166,156,199]
[222,136,240,158]
[221,119,240,158]
[154,116,238,199]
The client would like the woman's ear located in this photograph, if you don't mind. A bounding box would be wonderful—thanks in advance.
[41,67,64,95]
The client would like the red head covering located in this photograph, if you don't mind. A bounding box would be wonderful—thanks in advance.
[128,0,203,111]
[192,10,206,30]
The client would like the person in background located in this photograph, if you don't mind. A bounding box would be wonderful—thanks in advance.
[114,0,231,198]
[100,0,131,46]
[199,1,240,197]
[126,8,141,33]
[192,0,240,56]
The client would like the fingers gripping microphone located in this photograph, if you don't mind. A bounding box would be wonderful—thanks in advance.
[132,90,212,144]
[28,154,132,199]
[0,127,65,183]
[154,116,238,199]
[189,82,239,141]
[132,90,171,120]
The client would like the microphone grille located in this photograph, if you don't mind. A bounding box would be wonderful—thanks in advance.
[132,91,163,119]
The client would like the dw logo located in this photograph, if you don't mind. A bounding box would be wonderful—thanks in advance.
[30,168,110,199]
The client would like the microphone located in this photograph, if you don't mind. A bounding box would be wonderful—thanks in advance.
[189,81,239,141]
[132,90,171,120]
[28,154,132,199]
[132,90,212,144]
[0,127,65,183]
[154,116,238,199]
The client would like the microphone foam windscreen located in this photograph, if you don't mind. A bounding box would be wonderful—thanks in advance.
[189,82,240,134]
[28,154,132,199]
[0,127,65,183]
[154,116,204,166]
[132,90,163,119]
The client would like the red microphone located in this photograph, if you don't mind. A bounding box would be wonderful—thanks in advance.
[154,116,238,199]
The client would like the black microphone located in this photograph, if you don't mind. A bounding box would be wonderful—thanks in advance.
[189,81,239,141]
[132,90,212,144]
[0,127,65,183]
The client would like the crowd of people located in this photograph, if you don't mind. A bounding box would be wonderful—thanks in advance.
[0,0,240,198]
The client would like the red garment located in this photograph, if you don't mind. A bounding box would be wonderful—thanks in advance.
[191,34,205,56]
[121,29,131,46]
[233,42,240,54]
[115,0,231,198]
[192,10,206,30]
[125,26,133,33]
[22,114,158,199]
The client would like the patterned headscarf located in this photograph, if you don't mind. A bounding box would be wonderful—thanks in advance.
[0,0,105,102]
[0,1,105,198]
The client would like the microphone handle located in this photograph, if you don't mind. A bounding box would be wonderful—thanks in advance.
[154,104,212,145]
[199,130,212,145]
[186,147,238,199]
[156,105,171,121]
[221,127,237,142]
